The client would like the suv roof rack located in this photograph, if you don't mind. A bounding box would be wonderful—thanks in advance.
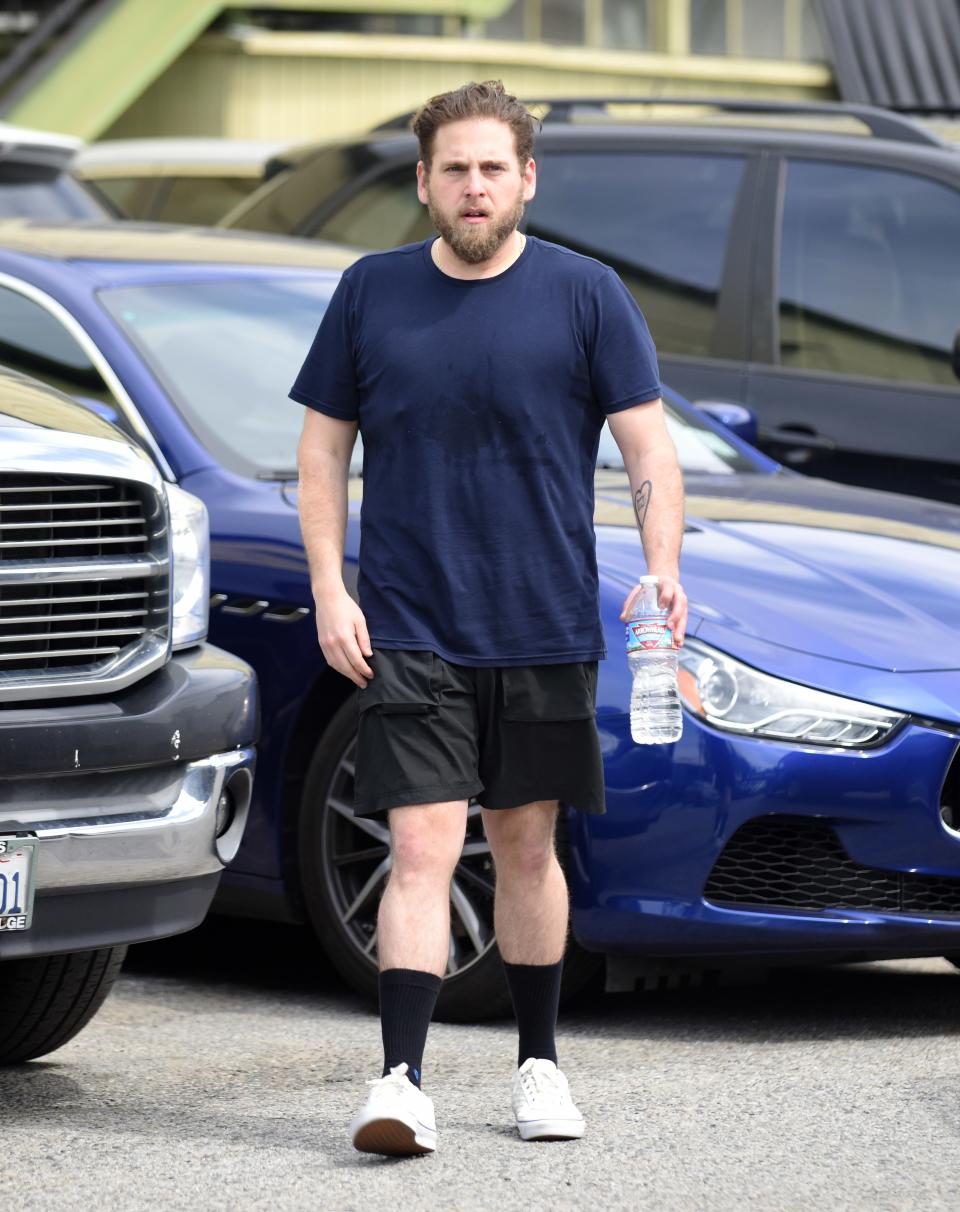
[374,97,945,148]
[537,97,945,146]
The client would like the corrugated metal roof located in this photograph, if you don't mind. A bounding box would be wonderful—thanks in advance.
[817,0,960,112]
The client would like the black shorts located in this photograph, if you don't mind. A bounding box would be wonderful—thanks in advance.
[353,648,606,818]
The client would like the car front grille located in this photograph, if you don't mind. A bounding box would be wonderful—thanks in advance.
[704,815,960,917]
[0,472,169,700]
[0,575,156,671]
[0,475,148,561]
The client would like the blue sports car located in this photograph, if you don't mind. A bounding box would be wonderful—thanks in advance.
[1,221,959,1019]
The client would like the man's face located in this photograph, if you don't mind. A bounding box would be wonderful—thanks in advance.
[416,118,536,263]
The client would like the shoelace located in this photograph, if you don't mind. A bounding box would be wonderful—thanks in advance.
[368,1063,414,1095]
[519,1065,569,1106]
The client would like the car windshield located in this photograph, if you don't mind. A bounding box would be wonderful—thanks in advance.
[100,276,762,479]
[99,276,338,477]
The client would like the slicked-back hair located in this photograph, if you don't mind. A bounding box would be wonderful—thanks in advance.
[413,80,537,170]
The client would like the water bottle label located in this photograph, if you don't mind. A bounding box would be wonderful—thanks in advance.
[626,617,674,651]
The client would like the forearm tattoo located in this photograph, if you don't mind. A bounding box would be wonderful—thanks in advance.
[634,480,652,534]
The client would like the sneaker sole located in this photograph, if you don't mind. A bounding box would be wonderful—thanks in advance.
[517,1117,585,1142]
[352,1115,437,1157]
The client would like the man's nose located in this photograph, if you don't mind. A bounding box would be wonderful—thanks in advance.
[463,168,487,195]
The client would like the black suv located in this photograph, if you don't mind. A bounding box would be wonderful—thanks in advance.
[221,98,960,506]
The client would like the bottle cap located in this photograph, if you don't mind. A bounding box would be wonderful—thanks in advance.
[637,575,659,584]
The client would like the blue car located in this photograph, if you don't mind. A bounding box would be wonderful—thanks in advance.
[1,221,959,1019]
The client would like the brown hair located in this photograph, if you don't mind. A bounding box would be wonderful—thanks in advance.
[413,80,537,169]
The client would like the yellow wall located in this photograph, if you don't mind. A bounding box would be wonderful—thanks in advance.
[104,30,834,141]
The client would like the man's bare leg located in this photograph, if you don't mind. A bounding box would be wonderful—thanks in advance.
[372,799,467,1089]
[378,798,469,974]
[481,799,567,965]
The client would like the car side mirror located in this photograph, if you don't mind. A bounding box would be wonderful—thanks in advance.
[693,400,759,448]
[952,329,960,381]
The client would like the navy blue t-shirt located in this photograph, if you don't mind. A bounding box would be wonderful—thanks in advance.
[289,236,661,666]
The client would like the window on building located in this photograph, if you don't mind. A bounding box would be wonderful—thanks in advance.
[602,0,650,50]
[691,0,726,53]
[742,0,783,58]
[541,0,585,43]
[692,0,821,59]
[525,152,746,358]
[778,161,960,388]
[483,0,525,40]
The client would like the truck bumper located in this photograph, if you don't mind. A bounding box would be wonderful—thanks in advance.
[0,644,258,960]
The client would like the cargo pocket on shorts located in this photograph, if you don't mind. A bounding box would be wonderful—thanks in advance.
[500,663,597,722]
[357,649,442,715]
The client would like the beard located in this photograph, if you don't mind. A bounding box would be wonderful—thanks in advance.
[427,187,526,264]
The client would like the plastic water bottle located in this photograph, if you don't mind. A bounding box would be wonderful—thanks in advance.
[626,575,683,745]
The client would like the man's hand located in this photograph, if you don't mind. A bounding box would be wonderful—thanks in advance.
[619,575,688,647]
[313,584,374,687]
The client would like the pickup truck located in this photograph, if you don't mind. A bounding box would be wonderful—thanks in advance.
[0,367,258,1064]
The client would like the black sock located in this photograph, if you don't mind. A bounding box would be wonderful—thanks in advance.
[379,968,442,1088]
[503,959,563,1068]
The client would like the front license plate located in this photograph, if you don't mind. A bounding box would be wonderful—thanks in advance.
[0,837,38,932]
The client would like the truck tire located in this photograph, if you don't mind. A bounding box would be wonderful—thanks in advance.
[297,697,601,1022]
[0,946,127,1065]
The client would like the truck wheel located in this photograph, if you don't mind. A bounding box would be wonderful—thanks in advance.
[0,946,127,1065]
[297,697,601,1023]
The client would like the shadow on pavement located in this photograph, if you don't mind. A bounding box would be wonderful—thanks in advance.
[561,957,960,1044]
[126,915,960,1044]
[124,913,352,998]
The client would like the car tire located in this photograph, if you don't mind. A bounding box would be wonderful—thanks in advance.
[297,695,602,1023]
[0,946,127,1065]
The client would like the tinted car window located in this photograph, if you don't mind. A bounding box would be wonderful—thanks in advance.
[157,176,258,224]
[779,160,960,388]
[0,162,106,219]
[85,175,164,218]
[312,164,432,248]
[525,152,745,359]
[224,143,381,234]
[0,285,123,419]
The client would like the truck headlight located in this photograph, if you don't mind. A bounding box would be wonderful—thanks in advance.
[166,483,209,650]
[677,638,905,747]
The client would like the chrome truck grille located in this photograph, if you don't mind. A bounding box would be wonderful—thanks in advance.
[0,472,170,701]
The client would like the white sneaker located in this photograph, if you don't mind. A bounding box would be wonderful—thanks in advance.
[350,1062,438,1156]
[511,1058,586,1141]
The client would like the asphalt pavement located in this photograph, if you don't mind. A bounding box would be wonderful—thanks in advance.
[3,917,960,1212]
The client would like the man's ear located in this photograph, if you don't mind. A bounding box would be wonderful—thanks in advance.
[522,157,537,203]
[416,160,428,205]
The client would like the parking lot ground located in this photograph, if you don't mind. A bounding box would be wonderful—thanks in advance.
[4,918,960,1212]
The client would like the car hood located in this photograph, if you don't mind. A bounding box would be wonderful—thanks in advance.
[595,471,960,674]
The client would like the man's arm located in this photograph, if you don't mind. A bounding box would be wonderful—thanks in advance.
[296,408,374,687]
[607,399,688,645]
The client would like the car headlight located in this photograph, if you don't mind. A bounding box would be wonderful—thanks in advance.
[166,483,210,650]
[677,638,906,747]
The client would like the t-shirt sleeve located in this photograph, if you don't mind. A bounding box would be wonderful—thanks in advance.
[288,275,360,421]
[587,268,662,415]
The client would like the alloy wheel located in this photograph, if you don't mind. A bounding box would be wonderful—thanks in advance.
[319,734,497,976]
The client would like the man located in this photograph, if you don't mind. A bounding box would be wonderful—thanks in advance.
[291,80,687,1156]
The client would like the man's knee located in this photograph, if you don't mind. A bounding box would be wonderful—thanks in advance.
[483,801,560,881]
[388,800,467,886]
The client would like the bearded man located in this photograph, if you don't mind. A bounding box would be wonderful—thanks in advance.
[290,80,687,1157]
